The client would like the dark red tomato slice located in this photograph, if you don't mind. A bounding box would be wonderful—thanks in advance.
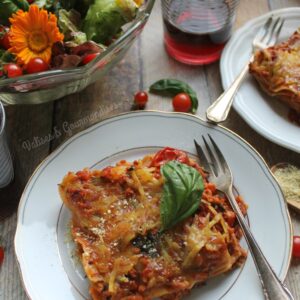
[134,91,148,108]
[3,63,22,78]
[150,147,190,167]
[0,26,10,50]
[0,247,4,265]
[292,236,300,258]
[82,53,99,65]
[172,93,192,112]
[26,58,49,74]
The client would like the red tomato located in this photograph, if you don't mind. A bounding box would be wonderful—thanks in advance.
[172,93,192,112]
[0,26,11,50]
[134,91,148,108]
[3,63,22,78]
[26,58,49,74]
[150,147,190,167]
[0,247,4,265]
[293,236,300,258]
[82,53,99,65]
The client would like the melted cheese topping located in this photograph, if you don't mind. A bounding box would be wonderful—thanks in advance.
[249,30,300,112]
[59,153,247,300]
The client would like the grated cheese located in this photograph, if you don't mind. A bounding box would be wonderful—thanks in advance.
[273,164,300,203]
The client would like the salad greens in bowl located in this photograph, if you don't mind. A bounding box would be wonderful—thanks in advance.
[0,0,155,104]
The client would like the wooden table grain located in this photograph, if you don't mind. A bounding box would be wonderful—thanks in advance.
[0,0,300,299]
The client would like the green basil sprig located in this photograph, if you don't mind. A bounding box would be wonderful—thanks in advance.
[149,79,198,114]
[160,161,204,231]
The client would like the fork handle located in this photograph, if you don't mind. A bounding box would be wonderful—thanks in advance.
[226,188,294,300]
[206,57,253,123]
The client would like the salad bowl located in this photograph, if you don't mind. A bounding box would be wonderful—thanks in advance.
[0,0,155,105]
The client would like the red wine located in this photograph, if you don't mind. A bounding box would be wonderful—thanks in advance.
[162,0,235,65]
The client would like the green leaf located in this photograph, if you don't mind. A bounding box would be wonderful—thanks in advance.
[149,79,199,114]
[34,0,75,13]
[59,0,76,10]
[160,161,204,231]
[74,0,93,18]
[83,0,138,44]
[0,50,15,63]
[0,0,29,24]
[58,9,87,45]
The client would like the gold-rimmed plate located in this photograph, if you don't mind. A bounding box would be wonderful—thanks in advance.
[221,8,300,153]
[15,111,292,300]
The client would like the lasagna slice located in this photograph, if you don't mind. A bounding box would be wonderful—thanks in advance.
[59,148,247,300]
[249,29,300,113]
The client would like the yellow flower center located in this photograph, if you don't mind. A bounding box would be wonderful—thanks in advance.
[28,31,49,53]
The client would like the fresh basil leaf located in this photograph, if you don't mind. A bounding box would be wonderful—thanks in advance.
[149,79,199,114]
[160,161,204,231]
[0,0,29,24]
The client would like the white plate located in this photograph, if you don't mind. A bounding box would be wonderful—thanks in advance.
[15,111,292,300]
[221,8,300,153]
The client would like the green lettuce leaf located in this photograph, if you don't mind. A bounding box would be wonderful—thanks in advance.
[83,0,139,43]
[58,9,87,45]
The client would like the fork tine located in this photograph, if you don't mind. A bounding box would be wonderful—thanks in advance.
[194,139,211,173]
[202,136,220,176]
[268,18,284,45]
[254,16,273,43]
[207,134,228,174]
[262,17,281,45]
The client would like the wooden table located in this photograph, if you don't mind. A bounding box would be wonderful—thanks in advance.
[0,0,299,299]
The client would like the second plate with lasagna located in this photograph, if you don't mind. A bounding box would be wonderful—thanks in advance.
[221,7,300,153]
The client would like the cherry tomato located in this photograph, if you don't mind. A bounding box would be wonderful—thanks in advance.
[26,58,49,74]
[82,53,99,65]
[27,0,34,3]
[134,91,148,108]
[293,236,300,258]
[172,93,192,113]
[3,63,22,78]
[0,247,4,266]
[150,147,190,167]
[0,26,11,50]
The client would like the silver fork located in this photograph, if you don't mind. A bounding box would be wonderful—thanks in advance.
[206,16,284,123]
[194,135,294,300]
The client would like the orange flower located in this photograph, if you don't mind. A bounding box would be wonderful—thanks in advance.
[134,0,144,7]
[9,5,64,64]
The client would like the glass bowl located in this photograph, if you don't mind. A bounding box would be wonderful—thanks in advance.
[0,0,155,105]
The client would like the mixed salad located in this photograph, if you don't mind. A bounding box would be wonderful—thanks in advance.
[0,0,143,78]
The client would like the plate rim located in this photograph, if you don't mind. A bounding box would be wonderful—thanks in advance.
[220,7,300,153]
[14,110,293,300]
